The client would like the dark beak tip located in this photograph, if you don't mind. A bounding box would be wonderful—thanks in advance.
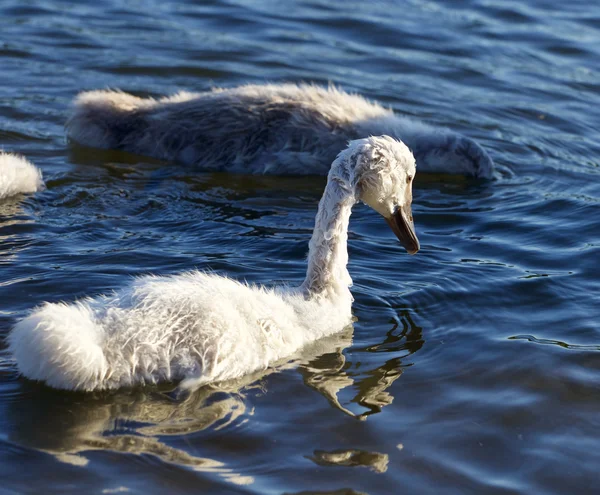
[385,211,419,255]
[404,241,420,255]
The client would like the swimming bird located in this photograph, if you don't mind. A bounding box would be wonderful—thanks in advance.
[0,152,44,200]
[66,83,493,178]
[9,136,419,392]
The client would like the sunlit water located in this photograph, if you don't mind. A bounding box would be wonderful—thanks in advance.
[1,0,599,493]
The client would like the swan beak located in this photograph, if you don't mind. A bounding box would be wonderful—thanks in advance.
[385,204,420,254]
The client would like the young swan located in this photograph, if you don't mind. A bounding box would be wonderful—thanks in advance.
[66,83,493,178]
[0,152,44,200]
[9,136,419,392]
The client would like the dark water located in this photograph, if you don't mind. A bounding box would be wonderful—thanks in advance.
[1,0,599,493]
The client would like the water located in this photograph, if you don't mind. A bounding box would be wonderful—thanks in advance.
[1,0,599,493]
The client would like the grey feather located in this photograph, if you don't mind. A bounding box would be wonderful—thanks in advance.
[66,83,493,178]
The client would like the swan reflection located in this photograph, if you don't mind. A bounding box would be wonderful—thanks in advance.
[301,310,423,419]
[307,448,389,473]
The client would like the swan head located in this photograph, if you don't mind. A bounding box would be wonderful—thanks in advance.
[334,136,420,254]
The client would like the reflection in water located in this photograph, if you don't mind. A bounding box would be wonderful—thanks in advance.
[0,199,36,265]
[301,310,424,420]
[6,315,423,485]
[0,198,27,222]
[355,311,424,418]
[307,448,389,473]
[8,379,256,486]
[509,334,600,351]
[67,144,325,203]
[0,199,38,318]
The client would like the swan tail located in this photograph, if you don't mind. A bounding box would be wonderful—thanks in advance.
[441,133,494,179]
[9,303,108,391]
[66,90,152,149]
[0,153,44,200]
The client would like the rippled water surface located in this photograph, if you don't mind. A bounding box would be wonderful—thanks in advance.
[1,0,599,493]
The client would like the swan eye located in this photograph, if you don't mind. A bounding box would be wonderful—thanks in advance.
[406,176,413,184]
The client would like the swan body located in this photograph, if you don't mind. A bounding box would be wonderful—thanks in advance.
[66,83,493,178]
[9,136,419,391]
[10,273,345,391]
[0,153,44,200]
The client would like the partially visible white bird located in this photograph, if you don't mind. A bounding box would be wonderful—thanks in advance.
[9,135,420,392]
[0,152,44,200]
[66,83,493,178]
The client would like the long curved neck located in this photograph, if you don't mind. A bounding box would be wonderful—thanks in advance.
[301,176,356,299]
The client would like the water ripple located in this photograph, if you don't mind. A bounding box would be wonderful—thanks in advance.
[1,0,599,493]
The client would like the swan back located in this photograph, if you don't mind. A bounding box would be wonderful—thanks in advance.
[67,83,493,177]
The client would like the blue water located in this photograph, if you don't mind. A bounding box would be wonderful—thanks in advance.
[1,0,599,493]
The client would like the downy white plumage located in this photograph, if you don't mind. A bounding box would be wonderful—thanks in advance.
[9,136,420,392]
[66,83,493,178]
[0,152,44,200]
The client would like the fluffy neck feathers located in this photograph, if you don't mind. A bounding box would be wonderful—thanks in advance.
[301,167,356,300]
